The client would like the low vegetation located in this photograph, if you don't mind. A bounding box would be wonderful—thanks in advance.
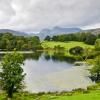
[0,85,100,100]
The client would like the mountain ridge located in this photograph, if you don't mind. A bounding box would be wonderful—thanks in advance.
[0,29,27,36]
[0,27,100,39]
[38,27,82,39]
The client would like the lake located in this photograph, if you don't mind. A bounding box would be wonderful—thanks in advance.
[20,51,93,93]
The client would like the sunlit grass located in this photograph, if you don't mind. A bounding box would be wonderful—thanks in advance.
[0,90,100,100]
[42,41,94,50]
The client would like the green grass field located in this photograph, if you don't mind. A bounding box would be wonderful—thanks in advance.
[42,41,94,50]
[0,90,100,100]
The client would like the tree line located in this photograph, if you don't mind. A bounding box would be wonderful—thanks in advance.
[44,32,100,45]
[0,33,43,51]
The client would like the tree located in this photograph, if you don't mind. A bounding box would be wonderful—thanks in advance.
[52,36,58,41]
[84,33,97,45]
[90,56,100,82]
[44,36,51,41]
[69,46,84,55]
[0,33,42,51]
[0,51,26,100]
[83,48,95,61]
[95,39,100,51]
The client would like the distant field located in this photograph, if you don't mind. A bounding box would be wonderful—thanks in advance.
[41,41,94,50]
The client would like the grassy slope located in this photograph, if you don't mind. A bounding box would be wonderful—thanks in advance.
[0,90,100,100]
[42,41,94,50]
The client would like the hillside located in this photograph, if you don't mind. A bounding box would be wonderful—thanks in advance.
[0,27,100,39]
[83,28,100,35]
[0,29,27,36]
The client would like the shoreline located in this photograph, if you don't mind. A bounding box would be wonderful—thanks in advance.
[0,51,34,54]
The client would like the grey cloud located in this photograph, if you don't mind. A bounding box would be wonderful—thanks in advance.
[0,0,15,23]
[0,0,100,31]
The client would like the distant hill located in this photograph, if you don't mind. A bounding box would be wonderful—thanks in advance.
[37,27,82,39]
[83,28,100,35]
[0,29,27,36]
[0,27,100,40]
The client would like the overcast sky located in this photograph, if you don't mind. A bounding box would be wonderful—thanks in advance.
[0,0,100,32]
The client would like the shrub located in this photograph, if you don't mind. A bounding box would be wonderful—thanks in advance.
[69,46,84,55]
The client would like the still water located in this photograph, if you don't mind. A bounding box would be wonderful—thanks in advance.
[21,51,93,93]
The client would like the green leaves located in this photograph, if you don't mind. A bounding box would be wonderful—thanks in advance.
[90,56,100,82]
[0,51,26,98]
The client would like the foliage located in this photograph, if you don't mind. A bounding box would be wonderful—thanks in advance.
[44,36,51,41]
[87,83,100,90]
[84,33,97,45]
[51,32,97,45]
[90,56,100,82]
[0,33,42,51]
[69,46,84,55]
[0,51,26,99]
[95,39,100,51]
[83,48,95,61]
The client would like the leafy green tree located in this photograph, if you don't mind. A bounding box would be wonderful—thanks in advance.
[90,56,100,82]
[0,52,26,99]
[52,36,58,41]
[69,46,84,55]
[44,36,51,41]
[95,39,100,51]
[83,48,95,61]
[0,33,42,51]
[84,33,97,45]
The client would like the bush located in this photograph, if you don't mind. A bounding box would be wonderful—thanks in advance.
[69,46,84,55]
[95,39,100,51]
[87,83,100,90]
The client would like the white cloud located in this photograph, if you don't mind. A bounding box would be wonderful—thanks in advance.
[0,0,100,31]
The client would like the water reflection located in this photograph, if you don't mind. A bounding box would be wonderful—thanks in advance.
[24,51,43,60]
[0,51,76,63]
[26,51,76,63]
[0,51,93,93]
[22,51,93,93]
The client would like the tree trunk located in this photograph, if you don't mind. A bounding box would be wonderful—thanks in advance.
[7,84,14,100]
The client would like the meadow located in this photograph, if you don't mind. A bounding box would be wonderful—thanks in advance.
[0,90,100,100]
[42,41,94,50]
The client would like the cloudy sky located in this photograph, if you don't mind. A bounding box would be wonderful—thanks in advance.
[0,0,100,32]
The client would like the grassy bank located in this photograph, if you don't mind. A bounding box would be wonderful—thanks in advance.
[41,41,94,60]
[42,41,94,50]
[1,89,100,100]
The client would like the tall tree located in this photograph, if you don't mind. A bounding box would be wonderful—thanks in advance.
[44,36,51,41]
[0,51,26,100]
[95,39,100,51]
[90,56,100,82]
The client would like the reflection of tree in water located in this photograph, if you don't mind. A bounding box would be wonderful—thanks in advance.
[0,51,76,63]
[44,51,51,61]
[23,51,43,61]
[0,52,43,61]
[44,51,76,63]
